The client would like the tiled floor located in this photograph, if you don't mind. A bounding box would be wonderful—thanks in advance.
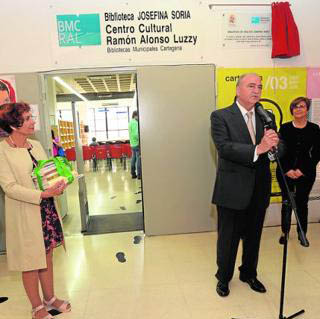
[1,224,320,318]
[63,159,142,235]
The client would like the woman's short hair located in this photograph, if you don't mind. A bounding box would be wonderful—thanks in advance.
[290,97,311,115]
[132,110,138,118]
[0,102,31,134]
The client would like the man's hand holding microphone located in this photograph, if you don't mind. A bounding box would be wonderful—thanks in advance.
[255,102,279,155]
[257,129,279,155]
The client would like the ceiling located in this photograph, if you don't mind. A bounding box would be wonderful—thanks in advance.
[55,72,136,102]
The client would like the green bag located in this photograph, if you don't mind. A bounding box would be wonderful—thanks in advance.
[32,156,74,191]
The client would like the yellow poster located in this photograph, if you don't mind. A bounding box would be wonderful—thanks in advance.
[216,67,307,202]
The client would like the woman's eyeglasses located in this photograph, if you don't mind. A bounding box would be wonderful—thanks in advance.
[292,104,307,110]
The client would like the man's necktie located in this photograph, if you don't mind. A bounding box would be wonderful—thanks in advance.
[246,111,256,144]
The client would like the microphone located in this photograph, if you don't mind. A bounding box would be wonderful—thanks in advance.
[255,102,277,161]
[255,102,275,129]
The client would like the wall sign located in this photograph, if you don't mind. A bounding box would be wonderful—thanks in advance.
[220,11,271,49]
[50,3,213,67]
[56,14,101,47]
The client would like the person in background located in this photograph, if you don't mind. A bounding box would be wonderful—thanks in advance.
[51,129,63,157]
[89,137,99,171]
[276,97,320,247]
[211,73,279,297]
[0,103,71,319]
[89,137,99,146]
[129,110,141,179]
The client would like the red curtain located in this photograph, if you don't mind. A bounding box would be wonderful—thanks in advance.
[271,2,300,58]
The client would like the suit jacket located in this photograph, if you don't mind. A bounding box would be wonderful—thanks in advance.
[211,103,273,210]
[0,139,63,271]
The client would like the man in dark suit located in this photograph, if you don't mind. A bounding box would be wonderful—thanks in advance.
[211,73,279,297]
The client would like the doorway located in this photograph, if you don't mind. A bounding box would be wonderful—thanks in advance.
[43,69,144,236]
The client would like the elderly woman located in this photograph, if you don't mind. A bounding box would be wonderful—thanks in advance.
[0,103,71,319]
[277,97,320,247]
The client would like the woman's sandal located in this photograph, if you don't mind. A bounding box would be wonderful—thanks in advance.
[43,296,71,313]
[31,304,53,319]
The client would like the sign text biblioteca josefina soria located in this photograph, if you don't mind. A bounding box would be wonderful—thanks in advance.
[104,10,198,54]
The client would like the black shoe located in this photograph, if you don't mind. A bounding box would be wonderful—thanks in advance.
[239,276,266,293]
[216,281,230,297]
[0,297,8,303]
[137,175,141,180]
[298,233,310,247]
[132,174,137,179]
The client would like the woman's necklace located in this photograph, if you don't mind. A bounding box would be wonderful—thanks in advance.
[8,135,30,148]
[293,120,307,128]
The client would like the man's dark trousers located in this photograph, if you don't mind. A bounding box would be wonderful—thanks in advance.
[215,168,268,284]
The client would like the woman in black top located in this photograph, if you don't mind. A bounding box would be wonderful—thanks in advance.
[277,97,320,247]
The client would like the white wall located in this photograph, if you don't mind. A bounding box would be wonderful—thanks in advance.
[0,0,320,73]
[0,1,53,73]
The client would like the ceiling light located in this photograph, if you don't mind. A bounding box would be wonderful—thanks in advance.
[102,103,119,106]
[88,75,113,79]
[98,94,113,98]
[53,76,88,102]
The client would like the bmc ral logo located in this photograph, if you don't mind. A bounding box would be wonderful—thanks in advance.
[56,14,101,47]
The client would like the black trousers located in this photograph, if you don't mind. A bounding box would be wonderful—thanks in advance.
[276,170,315,235]
[215,186,268,284]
